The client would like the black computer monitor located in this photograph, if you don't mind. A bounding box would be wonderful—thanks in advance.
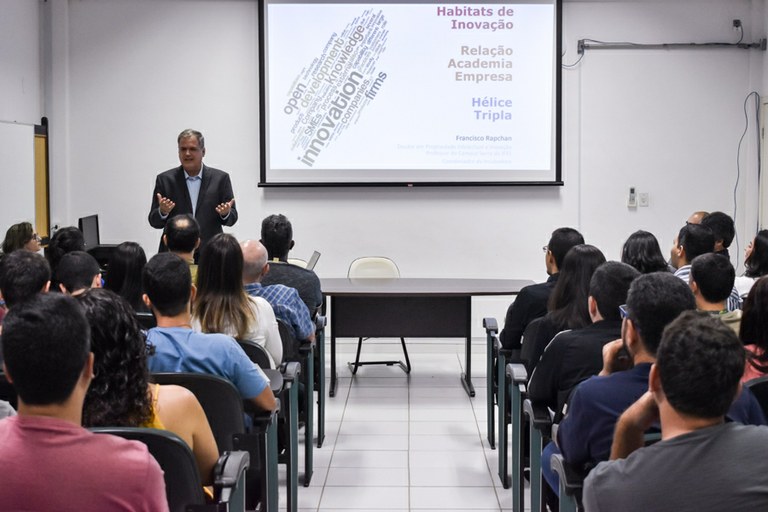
[78,214,100,249]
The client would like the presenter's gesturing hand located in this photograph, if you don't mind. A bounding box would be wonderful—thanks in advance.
[157,193,176,216]
[216,198,235,218]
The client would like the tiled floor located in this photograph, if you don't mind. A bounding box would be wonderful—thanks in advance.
[281,338,529,511]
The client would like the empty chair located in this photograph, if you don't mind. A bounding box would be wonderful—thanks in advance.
[347,256,411,374]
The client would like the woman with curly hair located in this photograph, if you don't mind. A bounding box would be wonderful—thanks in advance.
[103,241,148,312]
[740,277,768,383]
[193,233,282,367]
[77,288,219,484]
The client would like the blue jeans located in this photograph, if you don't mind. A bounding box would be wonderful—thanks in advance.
[541,440,560,497]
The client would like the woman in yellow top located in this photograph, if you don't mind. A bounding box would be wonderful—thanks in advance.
[77,288,219,485]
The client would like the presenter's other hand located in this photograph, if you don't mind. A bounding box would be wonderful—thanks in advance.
[157,193,176,216]
[216,199,235,217]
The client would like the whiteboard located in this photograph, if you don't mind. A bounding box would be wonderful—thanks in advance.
[0,122,35,235]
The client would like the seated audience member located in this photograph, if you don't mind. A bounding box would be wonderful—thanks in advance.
[45,226,85,275]
[104,241,148,312]
[54,251,102,295]
[620,230,669,274]
[547,273,762,498]
[521,244,606,372]
[1,221,41,255]
[740,277,768,383]
[163,214,201,284]
[143,252,276,412]
[0,250,51,339]
[583,311,768,511]
[193,234,282,367]
[687,210,709,224]
[0,293,168,511]
[77,288,218,484]
[671,223,741,310]
[0,251,51,309]
[528,261,639,418]
[499,227,584,350]
[689,253,741,334]
[735,229,768,298]
[260,214,323,316]
[701,210,736,259]
[241,239,315,343]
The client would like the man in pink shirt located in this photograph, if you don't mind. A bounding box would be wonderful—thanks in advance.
[0,293,169,511]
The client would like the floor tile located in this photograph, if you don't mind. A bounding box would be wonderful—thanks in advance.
[409,434,484,452]
[410,486,500,509]
[410,465,495,487]
[330,450,409,468]
[410,407,477,422]
[338,421,409,436]
[334,434,409,451]
[320,486,409,509]
[326,467,409,486]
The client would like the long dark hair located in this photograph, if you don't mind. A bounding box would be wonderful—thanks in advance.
[104,241,147,311]
[745,230,768,278]
[621,230,669,274]
[194,233,255,339]
[77,288,153,427]
[741,277,768,373]
[547,244,606,330]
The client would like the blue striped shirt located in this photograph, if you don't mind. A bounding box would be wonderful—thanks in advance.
[244,282,314,340]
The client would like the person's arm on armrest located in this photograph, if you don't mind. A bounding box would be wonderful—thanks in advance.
[188,394,220,486]
[250,386,277,412]
[610,391,658,460]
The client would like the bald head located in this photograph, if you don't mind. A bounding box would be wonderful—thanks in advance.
[241,239,269,284]
[687,211,709,225]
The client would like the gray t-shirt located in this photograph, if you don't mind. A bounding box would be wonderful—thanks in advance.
[583,422,768,512]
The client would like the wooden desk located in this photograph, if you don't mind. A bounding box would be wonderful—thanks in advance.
[321,278,531,397]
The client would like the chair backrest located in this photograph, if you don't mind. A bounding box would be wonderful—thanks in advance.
[746,375,768,419]
[135,311,157,330]
[92,427,205,512]
[276,318,301,363]
[520,315,544,373]
[348,256,400,278]
[150,373,245,452]
[237,339,273,370]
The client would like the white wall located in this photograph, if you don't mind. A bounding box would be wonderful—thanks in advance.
[25,0,768,328]
[0,0,40,124]
[0,0,41,231]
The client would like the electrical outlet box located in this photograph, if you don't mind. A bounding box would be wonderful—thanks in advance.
[639,193,650,207]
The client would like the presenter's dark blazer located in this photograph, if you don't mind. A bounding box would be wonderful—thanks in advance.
[148,165,238,253]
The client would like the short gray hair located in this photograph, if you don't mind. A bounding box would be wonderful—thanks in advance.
[177,129,204,149]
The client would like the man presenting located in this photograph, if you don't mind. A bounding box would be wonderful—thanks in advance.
[148,129,237,254]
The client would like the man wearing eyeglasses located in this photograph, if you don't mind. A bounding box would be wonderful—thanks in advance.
[498,227,584,350]
[148,129,238,257]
